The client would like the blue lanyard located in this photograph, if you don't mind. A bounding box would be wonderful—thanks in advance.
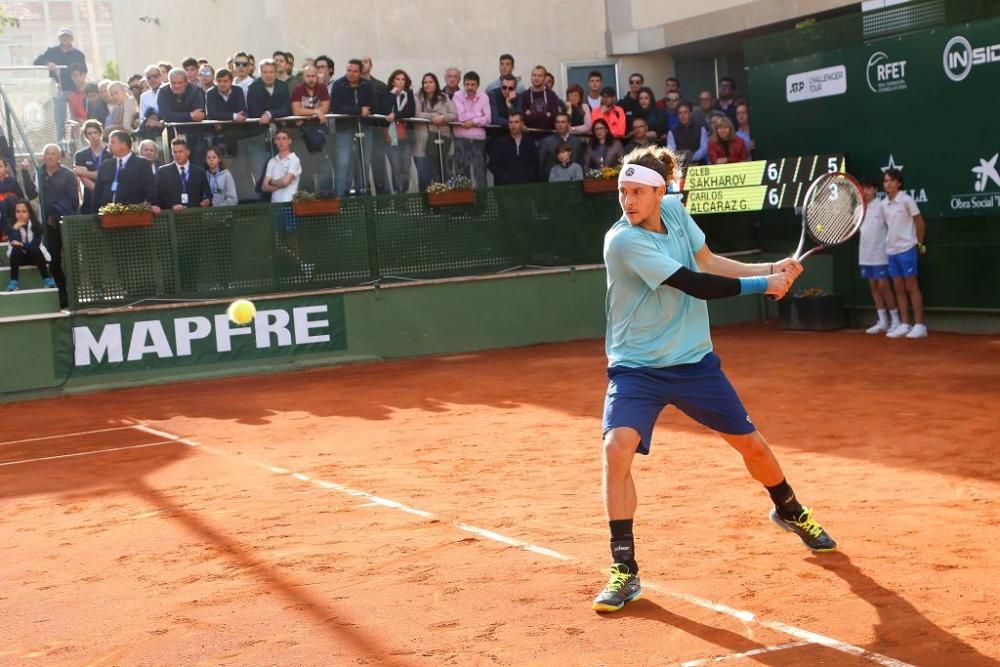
[93,149,104,169]
[208,171,219,193]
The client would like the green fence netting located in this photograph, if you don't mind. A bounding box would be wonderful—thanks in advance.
[62,183,626,309]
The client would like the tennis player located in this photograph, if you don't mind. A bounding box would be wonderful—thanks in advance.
[593,146,837,613]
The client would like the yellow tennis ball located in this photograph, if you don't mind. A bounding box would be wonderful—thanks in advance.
[227,299,256,325]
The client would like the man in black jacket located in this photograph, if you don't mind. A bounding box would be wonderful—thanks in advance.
[95,131,157,209]
[157,68,208,165]
[361,57,392,195]
[206,69,248,122]
[488,74,523,127]
[245,59,291,191]
[487,112,538,185]
[330,59,374,196]
[155,138,211,210]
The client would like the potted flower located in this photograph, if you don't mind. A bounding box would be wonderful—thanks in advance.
[291,190,341,216]
[98,202,155,229]
[583,166,620,194]
[778,287,845,331]
[426,175,475,207]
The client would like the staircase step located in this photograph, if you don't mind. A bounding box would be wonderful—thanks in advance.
[0,265,45,290]
[0,287,61,317]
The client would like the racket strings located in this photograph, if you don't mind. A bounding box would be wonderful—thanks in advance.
[804,176,863,245]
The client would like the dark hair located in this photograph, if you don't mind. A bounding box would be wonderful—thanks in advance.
[81,119,103,136]
[232,51,249,62]
[629,72,644,83]
[215,68,232,80]
[666,76,680,86]
[158,61,174,70]
[419,72,444,105]
[859,177,879,190]
[127,74,142,84]
[499,53,514,64]
[677,101,693,112]
[205,145,227,170]
[588,70,603,80]
[508,110,523,121]
[600,85,616,97]
[84,82,99,95]
[637,86,656,106]
[285,52,294,64]
[386,69,412,90]
[589,118,611,147]
[719,76,735,87]
[182,57,199,70]
[622,145,679,186]
[463,70,480,84]
[554,111,570,123]
[272,50,285,59]
[109,130,132,148]
[273,128,292,140]
[347,58,363,71]
[11,199,42,235]
[315,55,334,71]
[556,142,573,155]
[883,167,904,186]
[170,137,189,149]
[69,62,88,76]
[500,73,517,83]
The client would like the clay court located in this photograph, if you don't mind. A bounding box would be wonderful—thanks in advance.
[3,325,998,666]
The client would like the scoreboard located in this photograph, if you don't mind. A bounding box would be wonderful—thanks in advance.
[681,154,845,215]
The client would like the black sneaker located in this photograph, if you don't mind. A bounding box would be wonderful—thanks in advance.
[770,506,837,552]
[592,563,642,612]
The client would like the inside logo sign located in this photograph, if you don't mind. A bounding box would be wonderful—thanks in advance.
[944,35,1000,82]
[866,51,907,93]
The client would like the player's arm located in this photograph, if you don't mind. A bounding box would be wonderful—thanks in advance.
[662,266,791,299]
[913,213,926,244]
[694,243,801,279]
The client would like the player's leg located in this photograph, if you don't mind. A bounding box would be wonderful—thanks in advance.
[888,275,912,337]
[904,272,927,338]
[670,353,836,552]
[594,426,644,612]
[594,368,665,612]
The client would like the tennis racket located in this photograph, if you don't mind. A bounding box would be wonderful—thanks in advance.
[769,171,866,300]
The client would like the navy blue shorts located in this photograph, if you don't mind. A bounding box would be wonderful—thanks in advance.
[602,352,755,455]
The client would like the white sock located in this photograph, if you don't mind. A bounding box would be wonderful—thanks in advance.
[877,309,888,327]
[889,309,901,327]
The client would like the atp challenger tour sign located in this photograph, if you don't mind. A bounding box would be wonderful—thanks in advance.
[71,294,347,374]
[682,154,845,215]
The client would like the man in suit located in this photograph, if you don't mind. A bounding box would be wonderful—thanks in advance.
[155,137,211,210]
[95,130,158,210]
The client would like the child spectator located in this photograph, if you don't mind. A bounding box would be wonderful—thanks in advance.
[549,143,583,182]
[205,146,238,207]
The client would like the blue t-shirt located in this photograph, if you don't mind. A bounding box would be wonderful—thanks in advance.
[604,196,712,368]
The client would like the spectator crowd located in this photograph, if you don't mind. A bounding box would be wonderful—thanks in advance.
[2,27,756,303]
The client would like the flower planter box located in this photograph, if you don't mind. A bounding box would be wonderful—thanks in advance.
[778,294,845,331]
[99,211,154,229]
[292,198,341,217]
[427,190,475,207]
[582,179,618,194]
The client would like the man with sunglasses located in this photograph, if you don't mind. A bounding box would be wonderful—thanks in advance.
[232,51,255,93]
[617,72,644,132]
[487,74,523,127]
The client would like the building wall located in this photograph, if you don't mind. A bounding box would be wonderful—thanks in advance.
[110,0,609,93]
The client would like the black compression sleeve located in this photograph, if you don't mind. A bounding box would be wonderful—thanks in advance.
[661,266,742,300]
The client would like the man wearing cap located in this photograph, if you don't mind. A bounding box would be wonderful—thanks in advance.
[34,28,87,145]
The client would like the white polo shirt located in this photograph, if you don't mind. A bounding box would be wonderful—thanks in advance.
[858,197,888,265]
[883,191,921,255]
[264,152,301,203]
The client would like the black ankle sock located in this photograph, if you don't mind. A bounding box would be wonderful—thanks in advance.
[766,479,804,519]
[609,519,638,574]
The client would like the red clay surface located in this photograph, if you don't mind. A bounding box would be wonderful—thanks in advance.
[2,324,999,666]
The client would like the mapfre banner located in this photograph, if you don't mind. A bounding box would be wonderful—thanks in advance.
[71,294,347,375]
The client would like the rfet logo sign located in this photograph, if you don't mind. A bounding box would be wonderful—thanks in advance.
[866,51,907,93]
[943,35,1000,82]
[786,65,847,103]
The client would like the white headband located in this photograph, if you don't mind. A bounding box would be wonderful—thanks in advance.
[618,163,666,188]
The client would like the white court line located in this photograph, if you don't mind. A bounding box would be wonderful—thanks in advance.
[0,440,193,467]
[130,423,912,667]
[0,425,139,447]
[680,641,810,666]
